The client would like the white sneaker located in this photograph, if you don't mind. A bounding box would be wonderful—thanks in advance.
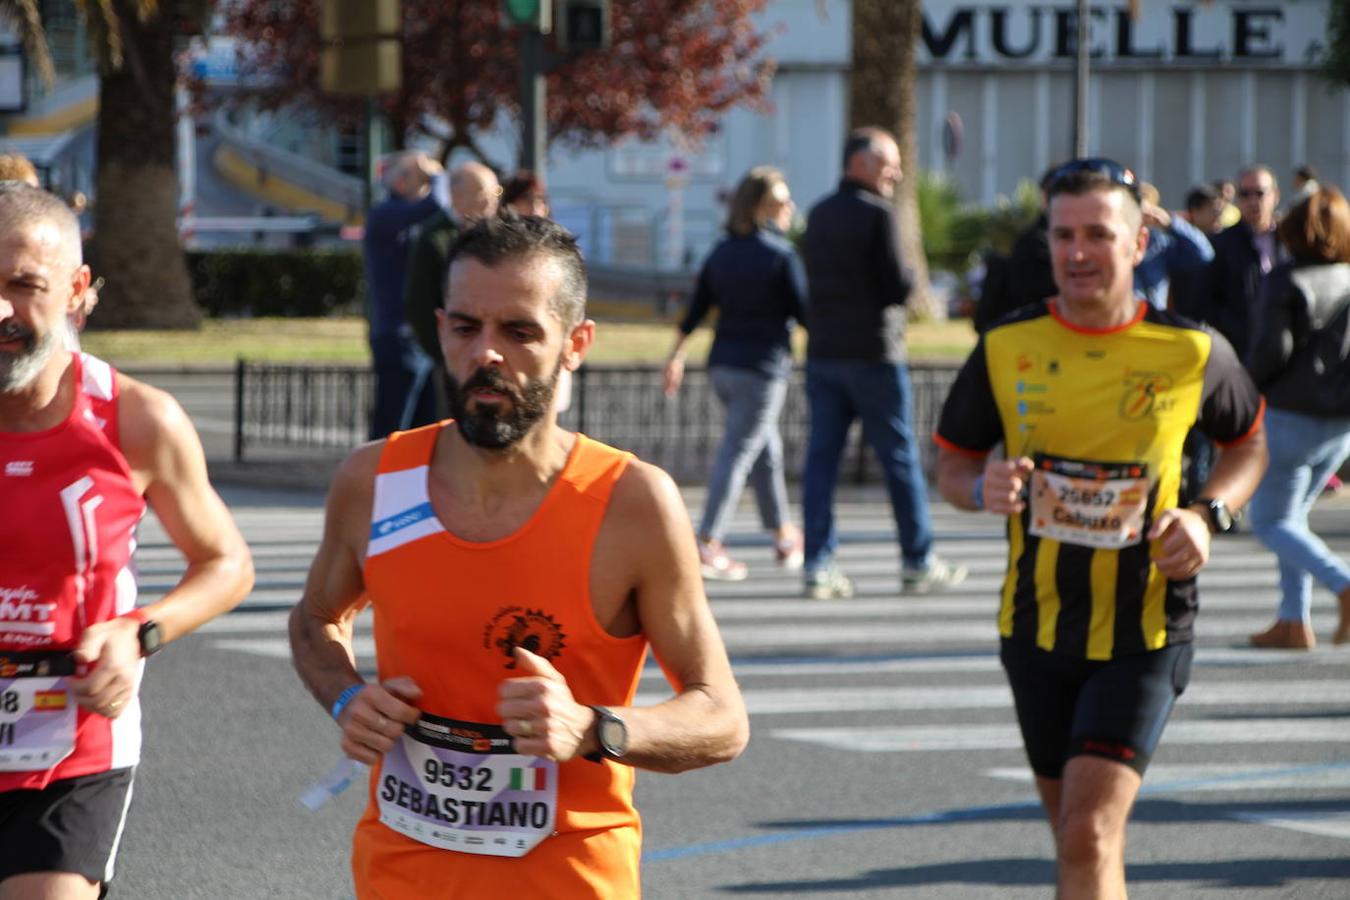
[902,557,968,594]
[804,567,854,600]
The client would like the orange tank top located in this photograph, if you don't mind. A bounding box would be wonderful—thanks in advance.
[353,423,648,899]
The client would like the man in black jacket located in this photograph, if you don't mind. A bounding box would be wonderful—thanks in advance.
[401,161,500,418]
[1195,165,1288,358]
[1182,165,1288,503]
[798,126,966,599]
[975,167,1059,334]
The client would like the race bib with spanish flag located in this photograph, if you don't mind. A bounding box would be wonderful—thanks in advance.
[1029,454,1150,550]
[0,651,77,772]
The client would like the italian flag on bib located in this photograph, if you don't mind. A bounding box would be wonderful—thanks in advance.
[510,767,547,791]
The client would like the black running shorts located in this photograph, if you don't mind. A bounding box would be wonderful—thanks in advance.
[999,639,1194,778]
[0,767,135,890]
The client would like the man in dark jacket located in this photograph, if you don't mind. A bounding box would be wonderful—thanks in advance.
[974,166,1059,335]
[1182,165,1288,503]
[403,161,500,366]
[1195,165,1289,357]
[798,126,967,599]
[363,151,444,439]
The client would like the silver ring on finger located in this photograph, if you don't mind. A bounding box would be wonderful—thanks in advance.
[376,714,387,730]
[517,719,533,738]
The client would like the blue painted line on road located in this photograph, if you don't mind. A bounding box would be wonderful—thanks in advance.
[644,760,1350,863]
[643,800,1041,862]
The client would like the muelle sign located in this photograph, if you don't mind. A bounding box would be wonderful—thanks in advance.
[920,1,1328,67]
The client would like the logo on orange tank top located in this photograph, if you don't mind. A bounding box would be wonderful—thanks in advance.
[484,607,567,669]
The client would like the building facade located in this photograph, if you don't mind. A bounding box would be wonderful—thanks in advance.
[505,0,1340,269]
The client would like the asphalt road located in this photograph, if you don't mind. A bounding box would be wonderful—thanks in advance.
[110,483,1350,899]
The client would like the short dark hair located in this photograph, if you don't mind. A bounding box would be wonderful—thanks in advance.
[1038,164,1063,194]
[841,126,896,170]
[501,169,545,208]
[446,215,587,328]
[1238,164,1277,189]
[1278,186,1350,264]
[1046,158,1143,231]
[1295,164,1319,182]
[1185,184,1220,212]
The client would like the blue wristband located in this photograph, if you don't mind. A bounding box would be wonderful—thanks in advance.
[330,684,365,722]
[972,474,986,511]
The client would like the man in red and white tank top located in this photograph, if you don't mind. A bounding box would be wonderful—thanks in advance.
[291,215,748,898]
[0,184,254,898]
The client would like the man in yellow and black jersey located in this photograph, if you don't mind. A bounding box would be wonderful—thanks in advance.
[934,159,1267,899]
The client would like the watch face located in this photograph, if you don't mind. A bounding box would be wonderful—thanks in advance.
[598,715,628,757]
[1212,502,1234,532]
[138,621,163,656]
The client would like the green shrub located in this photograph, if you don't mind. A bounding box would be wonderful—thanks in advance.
[917,171,1044,272]
[186,248,366,318]
[917,172,967,272]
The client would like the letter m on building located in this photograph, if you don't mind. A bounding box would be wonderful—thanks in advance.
[924,9,977,60]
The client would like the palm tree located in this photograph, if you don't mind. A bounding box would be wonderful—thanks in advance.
[0,0,208,329]
[848,0,937,318]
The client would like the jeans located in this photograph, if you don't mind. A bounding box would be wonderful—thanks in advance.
[1248,406,1350,622]
[699,366,791,542]
[369,330,438,440]
[802,359,933,572]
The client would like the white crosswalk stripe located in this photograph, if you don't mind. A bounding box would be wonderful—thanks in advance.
[148,493,1350,843]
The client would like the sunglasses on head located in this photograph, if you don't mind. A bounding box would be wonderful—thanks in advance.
[1049,158,1141,202]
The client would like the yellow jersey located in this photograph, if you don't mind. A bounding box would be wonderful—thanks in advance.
[936,300,1263,659]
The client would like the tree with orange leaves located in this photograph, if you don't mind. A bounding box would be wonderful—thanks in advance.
[221,0,776,164]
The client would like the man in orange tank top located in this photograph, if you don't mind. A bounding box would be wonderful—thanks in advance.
[0,183,255,898]
[290,215,749,898]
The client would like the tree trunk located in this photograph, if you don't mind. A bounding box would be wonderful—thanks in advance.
[849,0,939,319]
[88,0,200,329]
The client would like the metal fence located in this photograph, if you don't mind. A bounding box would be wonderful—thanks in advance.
[234,360,963,483]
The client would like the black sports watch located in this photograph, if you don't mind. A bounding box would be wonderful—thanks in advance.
[125,609,163,658]
[584,706,628,763]
[1191,497,1234,535]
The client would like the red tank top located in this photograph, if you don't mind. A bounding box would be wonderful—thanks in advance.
[0,353,147,790]
[353,423,649,899]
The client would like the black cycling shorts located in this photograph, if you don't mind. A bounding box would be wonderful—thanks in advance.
[0,766,135,892]
[1000,639,1194,778]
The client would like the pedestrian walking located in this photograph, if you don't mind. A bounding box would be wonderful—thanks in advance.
[1246,186,1350,649]
[664,166,806,580]
[363,151,445,438]
[798,126,966,599]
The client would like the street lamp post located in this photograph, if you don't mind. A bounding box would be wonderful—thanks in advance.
[1073,0,1090,158]
[505,0,551,177]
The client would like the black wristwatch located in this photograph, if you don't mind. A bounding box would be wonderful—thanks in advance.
[1191,497,1234,535]
[136,619,163,657]
[124,609,163,658]
[584,706,628,762]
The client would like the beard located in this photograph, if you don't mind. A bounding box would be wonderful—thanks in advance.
[447,360,561,450]
[0,321,57,393]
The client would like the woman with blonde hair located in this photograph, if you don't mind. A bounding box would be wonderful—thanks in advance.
[664,166,806,580]
[1247,186,1350,648]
